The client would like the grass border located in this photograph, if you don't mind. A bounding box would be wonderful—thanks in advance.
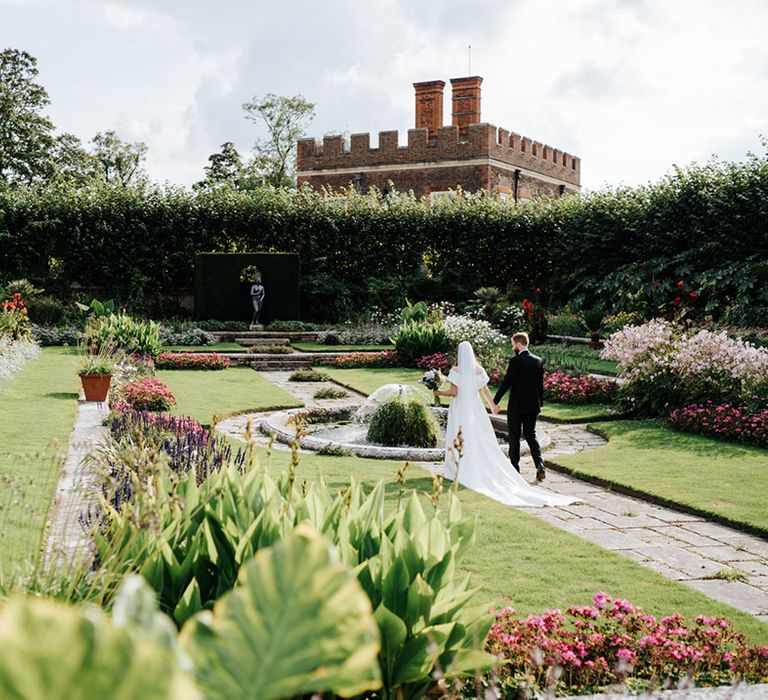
[545,424,768,540]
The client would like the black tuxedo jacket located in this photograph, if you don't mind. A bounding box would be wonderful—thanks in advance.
[493,350,545,415]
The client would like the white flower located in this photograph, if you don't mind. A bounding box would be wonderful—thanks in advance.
[444,315,505,354]
[0,337,41,382]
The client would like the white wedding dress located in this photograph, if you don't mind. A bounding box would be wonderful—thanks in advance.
[443,341,578,507]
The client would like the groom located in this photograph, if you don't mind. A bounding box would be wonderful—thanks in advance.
[493,332,547,481]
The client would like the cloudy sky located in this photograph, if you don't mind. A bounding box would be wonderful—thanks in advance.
[3,0,767,190]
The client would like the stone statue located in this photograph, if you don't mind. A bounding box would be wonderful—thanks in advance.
[250,275,265,325]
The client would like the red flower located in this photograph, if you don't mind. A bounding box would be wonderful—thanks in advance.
[535,287,542,294]
[689,291,698,299]
[673,296,682,307]
[677,280,684,288]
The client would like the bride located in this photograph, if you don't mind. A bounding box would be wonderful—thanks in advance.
[434,341,578,507]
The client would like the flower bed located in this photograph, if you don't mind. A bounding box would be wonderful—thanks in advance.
[0,336,41,382]
[602,320,768,416]
[484,593,768,697]
[415,352,451,374]
[543,370,617,404]
[668,402,768,448]
[118,377,176,411]
[155,352,231,370]
[322,350,400,368]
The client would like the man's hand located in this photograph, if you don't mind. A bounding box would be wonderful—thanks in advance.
[490,402,500,416]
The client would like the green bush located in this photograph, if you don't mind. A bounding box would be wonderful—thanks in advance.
[366,398,440,448]
[392,321,451,366]
[547,309,584,337]
[26,294,65,326]
[83,311,162,356]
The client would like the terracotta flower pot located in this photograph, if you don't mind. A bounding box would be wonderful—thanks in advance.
[79,373,112,402]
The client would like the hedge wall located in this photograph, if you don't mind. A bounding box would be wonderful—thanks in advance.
[0,150,766,323]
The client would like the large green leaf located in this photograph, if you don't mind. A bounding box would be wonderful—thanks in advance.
[0,596,197,700]
[180,525,381,700]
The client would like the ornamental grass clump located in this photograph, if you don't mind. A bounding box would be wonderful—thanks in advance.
[484,592,768,697]
[392,321,451,366]
[366,397,440,448]
[155,353,230,370]
[543,370,618,404]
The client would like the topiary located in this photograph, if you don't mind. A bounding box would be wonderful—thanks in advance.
[366,398,439,448]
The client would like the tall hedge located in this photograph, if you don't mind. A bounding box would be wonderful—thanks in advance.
[0,150,766,322]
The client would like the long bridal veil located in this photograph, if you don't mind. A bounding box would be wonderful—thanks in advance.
[443,341,578,507]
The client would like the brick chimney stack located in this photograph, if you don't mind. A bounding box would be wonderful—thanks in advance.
[413,80,445,137]
[450,76,482,134]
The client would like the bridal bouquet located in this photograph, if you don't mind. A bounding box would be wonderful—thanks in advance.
[419,369,444,406]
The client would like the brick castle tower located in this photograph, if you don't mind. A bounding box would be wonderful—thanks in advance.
[296,76,580,201]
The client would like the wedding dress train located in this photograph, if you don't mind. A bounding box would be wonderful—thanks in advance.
[443,341,578,508]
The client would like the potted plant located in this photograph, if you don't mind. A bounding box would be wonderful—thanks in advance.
[78,346,117,402]
[580,308,606,349]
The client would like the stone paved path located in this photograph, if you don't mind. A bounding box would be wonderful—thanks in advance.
[232,370,768,623]
[45,400,108,568]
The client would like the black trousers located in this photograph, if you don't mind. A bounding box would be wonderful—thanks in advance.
[507,412,544,471]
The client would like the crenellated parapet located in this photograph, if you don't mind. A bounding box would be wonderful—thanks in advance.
[297,122,580,186]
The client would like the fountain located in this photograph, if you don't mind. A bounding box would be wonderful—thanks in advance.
[259,383,549,461]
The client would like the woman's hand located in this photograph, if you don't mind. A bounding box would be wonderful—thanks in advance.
[490,402,500,416]
[433,389,441,397]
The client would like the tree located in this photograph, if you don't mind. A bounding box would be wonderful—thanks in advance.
[49,133,99,186]
[242,93,315,188]
[90,130,148,186]
[0,48,56,185]
[196,141,246,190]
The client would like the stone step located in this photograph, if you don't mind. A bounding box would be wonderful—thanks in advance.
[235,337,291,347]
[250,360,312,371]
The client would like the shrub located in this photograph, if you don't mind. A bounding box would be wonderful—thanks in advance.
[317,331,343,345]
[267,319,310,331]
[246,344,292,354]
[366,398,440,448]
[323,350,400,368]
[289,369,329,382]
[603,310,640,335]
[415,352,452,374]
[547,309,584,337]
[313,387,348,400]
[393,321,451,366]
[30,324,82,346]
[195,319,249,332]
[484,593,768,697]
[26,294,66,326]
[668,402,768,448]
[444,315,505,355]
[543,370,618,404]
[119,377,176,411]
[603,320,768,416]
[84,312,163,357]
[159,326,215,347]
[154,353,230,370]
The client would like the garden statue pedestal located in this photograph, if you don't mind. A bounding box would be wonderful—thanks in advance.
[249,323,264,331]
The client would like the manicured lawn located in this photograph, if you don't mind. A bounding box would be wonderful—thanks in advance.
[0,347,80,574]
[294,343,393,352]
[553,421,768,535]
[255,445,768,644]
[536,343,619,376]
[162,342,243,352]
[157,366,302,424]
[539,403,622,423]
[324,367,425,395]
